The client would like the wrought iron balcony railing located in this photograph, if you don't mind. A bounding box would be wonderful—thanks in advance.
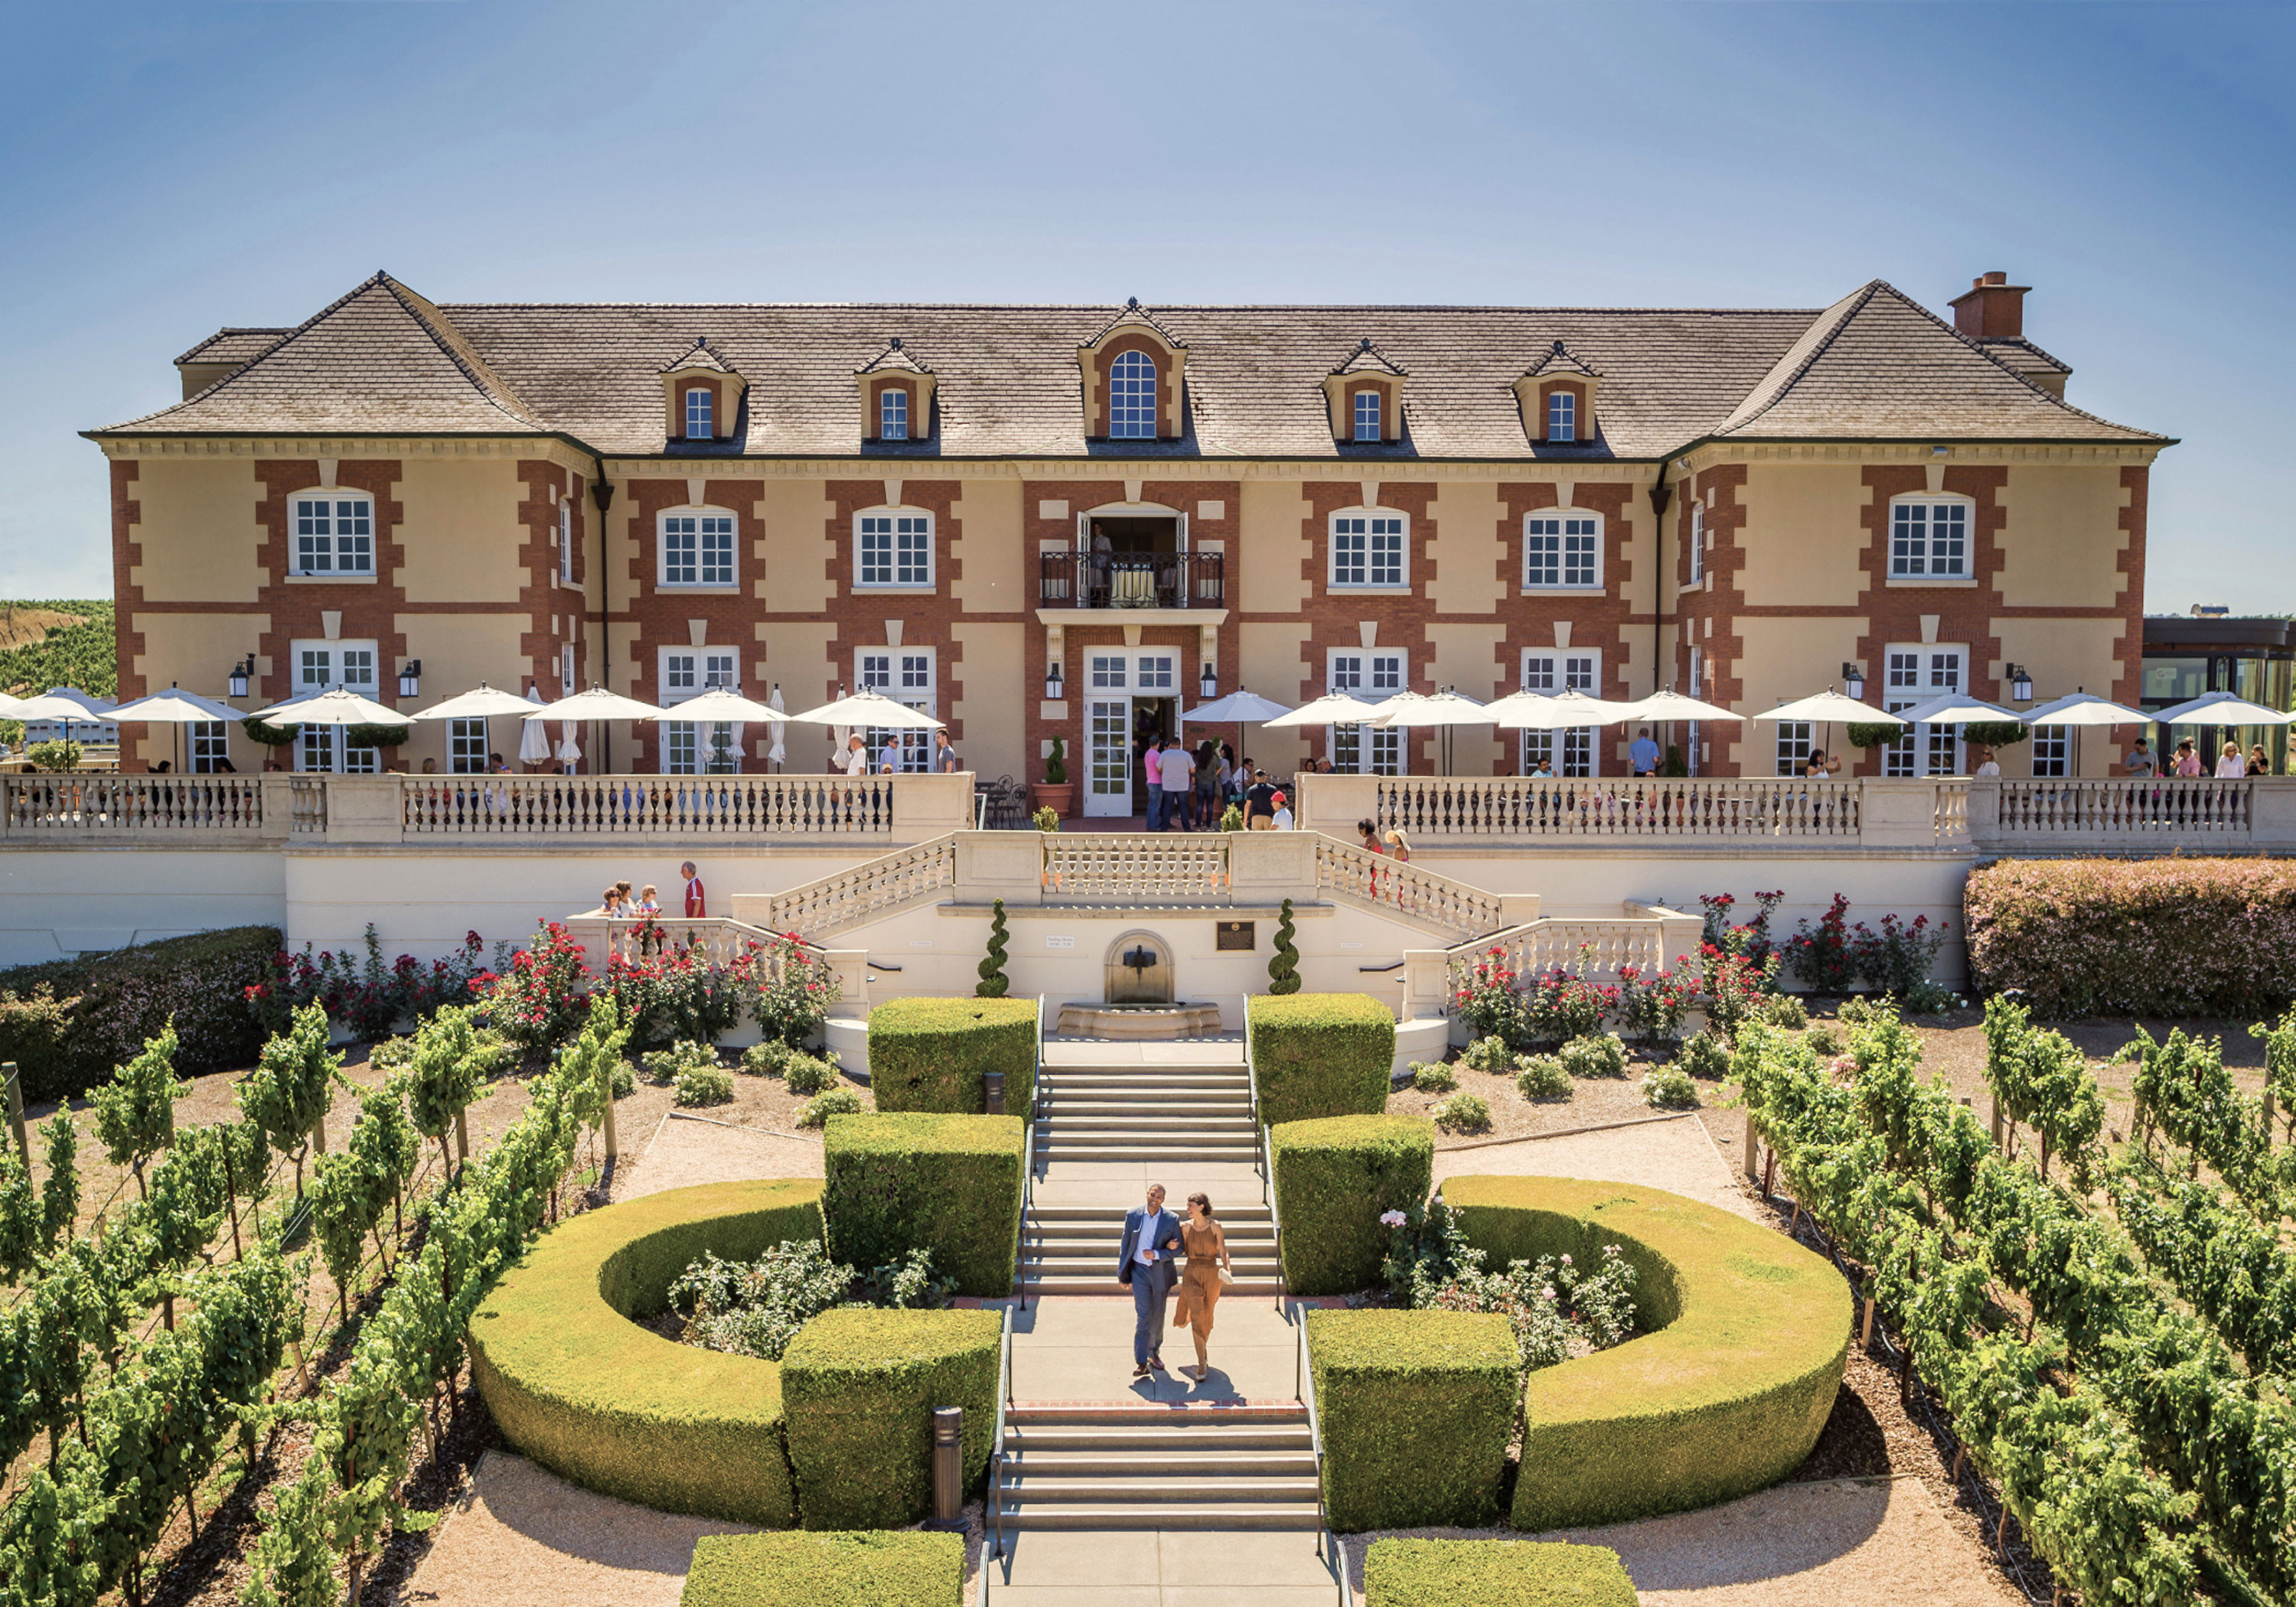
[1037,550,1225,608]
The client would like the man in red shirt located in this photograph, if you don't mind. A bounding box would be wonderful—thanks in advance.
[681,860,706,918]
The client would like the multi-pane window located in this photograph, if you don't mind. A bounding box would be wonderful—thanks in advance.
[859,650,936,771]
[664,650,738,697]
[1776,721,1815,777]
[1525,513,1600,588]
[1689,502,1704,584]
[561,643,576,697]
[2031,724,2069,778]
[662,513,734,586]
[1089,654,1127,691]
[1521,652,1599,777]
[1352,390,1381,442]
[290,641,380,772]
[857,513,933,586]
[1890,500,1970,578]
[1548,390,1576,442]
[1687,647,1703,776]
[1108,350,1156,438]
[685,387,713,439]
[1332,514,1405,587]
[1137,654,1175,692]
[1883,645,1966,776]
[449,717,488,775]
[880,388,909,440]
[188,721,227,774]
[559,502,573,584]
[1329,652,1404,774]
[292,496,374,575]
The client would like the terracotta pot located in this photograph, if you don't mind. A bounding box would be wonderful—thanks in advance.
[1031,782,1074,818]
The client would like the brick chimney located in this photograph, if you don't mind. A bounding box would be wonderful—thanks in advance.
[1949,271,2029,341]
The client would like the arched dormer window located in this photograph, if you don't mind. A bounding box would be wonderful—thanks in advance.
[1109,350,1157,439]
[1513,341,1600,447]
[658,337,745,445]
[855,337,936,444]
[1322,338,1407,444]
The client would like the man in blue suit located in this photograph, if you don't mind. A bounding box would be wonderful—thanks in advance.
[1116,1182,1182,1377]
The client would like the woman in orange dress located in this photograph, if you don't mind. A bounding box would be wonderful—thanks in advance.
[1170,1191,1234,1382]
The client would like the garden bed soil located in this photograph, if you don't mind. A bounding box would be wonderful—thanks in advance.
[1390,1046,1711,1146]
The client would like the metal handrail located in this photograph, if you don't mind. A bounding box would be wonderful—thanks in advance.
[1019,994,1044,1309]
[1247,993,1283,1309]
[1296,1310,1339,1586]
[989,1300,1015,1560]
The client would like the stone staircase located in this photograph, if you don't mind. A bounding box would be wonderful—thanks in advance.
[992,1403,1321,1530]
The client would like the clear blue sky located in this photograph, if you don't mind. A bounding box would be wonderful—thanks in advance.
[2,1,2287,609]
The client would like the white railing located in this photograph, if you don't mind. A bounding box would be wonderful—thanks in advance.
[1313,836,1508,944]
[289,777,328,836]
[1040,835,1230,904]
[1369,775,1872,839]
[1450,917,1670,983]
[1989,776,2252,837]
[399,772,919,838]
[2,773,267,836]
[760,833,960,937]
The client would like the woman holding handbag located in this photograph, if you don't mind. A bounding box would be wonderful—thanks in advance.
[1171,1192,1234,1382]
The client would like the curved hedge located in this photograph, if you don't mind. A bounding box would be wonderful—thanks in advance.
[1248,993,1394,1126]
[1270,1115,1434,1295]
[866,997,1038,1115]
[1443,1175,1849,1530]
[467,1178,825,1525]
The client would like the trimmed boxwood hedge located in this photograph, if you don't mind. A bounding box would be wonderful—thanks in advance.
[1365,1538,1639,1605]
[1248,993,1394,1127]
[866,997,1038,1115]
[1309,1310,1518,1531]
[0,925,279,1099]
[1443,1175,1851,1530]
[467,1178,823,1525]
[681,1531,964,1607]
[1270,1115,1433,1295]
[781,1308,1001,1530]
[821,1113,1023,1297]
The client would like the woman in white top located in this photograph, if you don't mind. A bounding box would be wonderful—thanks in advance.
[1971,745,2002,778]
[2216,742,2250,778]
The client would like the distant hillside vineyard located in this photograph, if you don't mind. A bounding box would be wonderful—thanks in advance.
[0,601,116,700]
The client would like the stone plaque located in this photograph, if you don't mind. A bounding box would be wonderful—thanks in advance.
[1215,921,1256,952]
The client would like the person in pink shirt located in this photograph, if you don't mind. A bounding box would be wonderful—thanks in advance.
[2172,739,2204,777]
[1143,737,1164,830]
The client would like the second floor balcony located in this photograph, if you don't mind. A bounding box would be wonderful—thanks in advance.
[1039,549,1225,609]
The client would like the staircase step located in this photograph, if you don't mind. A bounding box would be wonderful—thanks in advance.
[1019,1276,1284,1295]
[995,1501,1321,1530]
[1005,1427,1313,1453]
[997,1474,1320,1501]
[1026,1204,1272,1221]
[1001,1450,1318,1476]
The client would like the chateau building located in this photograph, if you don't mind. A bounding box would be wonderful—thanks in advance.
[89,272,2168,804]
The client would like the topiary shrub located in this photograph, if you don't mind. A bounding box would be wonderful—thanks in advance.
[1364,1539,1639,1606]
[1429,1091,1492,1133]
[1270,1114,1434,1295]
[781,1307,1000,1530]
[1409,1061,1456,1094]
[821,1113,1023,1297]
[681,1531,964,1607]
[1268,898,1301,995]
[1309,1310,1518,1532]
[866,997,1036,1115]
[1962,720,2030,751]
[467,1178,824,1525]
[1249,993,1395,1127]
[1443,1175,1850,1530]
[975,900,1010,999]
[1561,1032,1627,1080]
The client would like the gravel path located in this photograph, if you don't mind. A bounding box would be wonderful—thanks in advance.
[1430,1112,1759,1222]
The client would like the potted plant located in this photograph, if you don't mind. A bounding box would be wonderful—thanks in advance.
[1032,736,1073,818]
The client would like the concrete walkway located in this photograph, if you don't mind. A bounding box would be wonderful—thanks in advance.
[1433,1111,1759,1222]
[988,1525,1342,1606]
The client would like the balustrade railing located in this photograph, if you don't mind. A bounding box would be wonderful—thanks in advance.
[1450,917,1670,983]
[760,833,960,937]
[1313,836,1508,944]
[288,778,328,836]
[2,773,266,836]
[1991,776,2252,836]
[399,772,910,837]
[1040,836,1231,903]
[1371,775,1870,839]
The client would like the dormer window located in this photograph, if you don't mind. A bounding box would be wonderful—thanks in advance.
[1353,390,1381,442]
[880,388,908,441]
[1322,339,1407,444]
[1548,391,1576,443]
[1109,350,1157,439]
[658,337,745,445]
[854,338,936,445]
[684,388,713,440]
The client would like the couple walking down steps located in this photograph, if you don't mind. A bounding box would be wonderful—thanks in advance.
[1116,1183,1234,1382]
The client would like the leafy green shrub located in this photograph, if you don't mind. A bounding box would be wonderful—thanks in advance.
[368,1035,416,1071]
[745,1042,842,1095]
[1030,805,1060,833]
[468,1178,826,1525]
[975,899,1010,999]
[1963,720,2030,751]
[1443,1174,1850,1530]
[1561,1033,1626,1080]
[1802,1023,1842,1058]
[1270,1115,1434,1295]
[26,739,80,771]
[92,1022,188,1198]
[680,1531,964,1607]
[1409,1060,1456,1094]
[1219,803,1244,833]
[1459,1035,1514,1074]
[0,925,279,1100]
[1268,898,1301,995]
[796,1088,863,1127]
[1249,993,1395,1126]
[1307,1309,1518,1531]
[867,997,1036,1115]
[1845,721,1899,751]
[1381,1201,1639,1368]
[1363,1539,1639,1606]
[670,1241,856,1361]
[781,1308,1000,1529]
[1761,994,1809,1030]
[1639,1065,1699,1110]
[675,1061,735,1107]
[643,1039,718,1084]
[821,1113,1023,1297]
[610,1061,635,1098]
[1675,1032,1730,1081]
[1515,1054,1570,1100]
[1429,1092,1491,1133]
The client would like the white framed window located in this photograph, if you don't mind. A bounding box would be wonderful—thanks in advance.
[1352,390,1381,442]
[661,647,742,774]
[685,387,713,440]
[558,501,573,584]
[1548,390,1576,442]
[1089,654,1127,691]
[1521,649,1600,777]
[1688,501,1704,585]
[2031,724,2069,777]
[1686,646,1703,777]
[879,388,909,441]
[291,494,374,576]
[1328,650,1405,774]
[660,510,735,587]
[561,643,576,696]
[1775,721,1814,777]
[1883,644,1967,776]
[1136,653,1176,693]
[859,648,937,772]
[1331,512,1407,588]
[188,721,228,774]
[1890,497,1971,579]
[857,510,934,587]
[448,717,488,775]
[289,639,381,772]
[1108,350,1157,439]
[1524,511,1601,589]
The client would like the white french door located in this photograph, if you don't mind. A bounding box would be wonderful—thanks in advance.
[1087,697,1132,817]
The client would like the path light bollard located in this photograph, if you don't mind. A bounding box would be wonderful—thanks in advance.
[929,1407,964,1529]
[2,1063,24,1171]
[983,1071,1006,1116]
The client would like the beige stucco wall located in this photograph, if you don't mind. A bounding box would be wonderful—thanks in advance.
[1238,619,1313,773]
[129,459,264,603]
[950,478,1022,611]
[951,621,1026,783]
[1425,481,1503,614]
[1238,481,1311,615]
[1730,615,1870,774]
[396,459,527,602]
[1740,464,1871,606]
[1995,466,2131,609]
[753,621,839,770]
[123,610,271,768]
[757,480,837,613]
[1420,621,1508,775]
[390,614,533,771]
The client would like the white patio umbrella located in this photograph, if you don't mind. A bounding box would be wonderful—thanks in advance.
[1366,689,1493,776]
[527,686,665,774]
[518,706,553,768]
[1486,689,1633,776]
[791,688,944,729]
[1262,692,1386,728]
[250,686,412,726]
[1611,689,1745,725]
[1182,689,1292,779]
[0,691,31,721]
[649,687,788,725]
[1753,693,1905,775]
[112,684,241,773]
[2017,692,2153,777]
[408,682,536,773]
[766,684,788,772]
[1893,693,2020,727]
[2151,689,2296,727]
[17,688,121,748]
